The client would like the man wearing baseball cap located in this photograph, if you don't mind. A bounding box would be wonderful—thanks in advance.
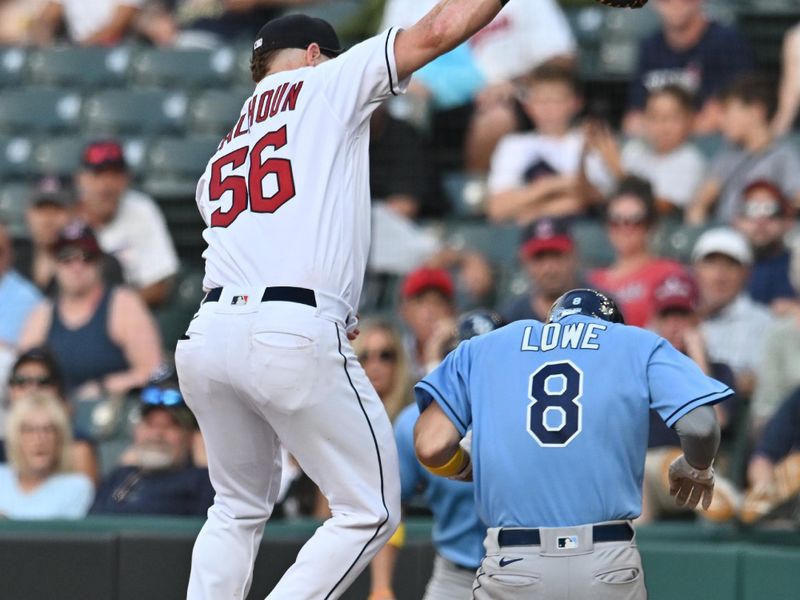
[693,227,774,396]
[76,140,179,307]
[500,217,581,323]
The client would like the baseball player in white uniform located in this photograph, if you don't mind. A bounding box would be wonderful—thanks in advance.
[175,2,513,599]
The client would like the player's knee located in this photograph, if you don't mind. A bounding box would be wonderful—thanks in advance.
[377,509,402,546]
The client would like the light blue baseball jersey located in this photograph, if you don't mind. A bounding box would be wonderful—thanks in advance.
[394,404,486,569]
[415,315,733,529]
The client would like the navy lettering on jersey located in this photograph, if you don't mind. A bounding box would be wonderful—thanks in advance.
[527,360,583,447]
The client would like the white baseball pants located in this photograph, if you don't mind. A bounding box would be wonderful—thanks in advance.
[175,288,401,600]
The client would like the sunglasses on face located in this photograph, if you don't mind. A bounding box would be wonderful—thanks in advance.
[357,348,397,364]
[740,201,782,220]
[607,214,648,227]
[9,375,53,388]
[141,386,184,407]
[55,248,96,264]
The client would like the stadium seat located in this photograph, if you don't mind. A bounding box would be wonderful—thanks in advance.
[441,172,489,218]
[0,87,82,134]
[653,223,713,264]
[32,135,86,177]
[154,268,205,351]
[188,89,249,135]
[0,135,34,178]
[0,47,27,88]
[142,135,219,202]
[571,219,615,268]
[444,221,521,265]
[130,47,235,89]
[82,89,188,135]
[26,47,130,88]
[0,182,32,236]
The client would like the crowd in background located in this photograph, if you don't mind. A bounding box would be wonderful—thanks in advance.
[0,0,799,529]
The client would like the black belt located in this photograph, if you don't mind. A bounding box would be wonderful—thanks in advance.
[498,523,633,547]
[202,286,317,307]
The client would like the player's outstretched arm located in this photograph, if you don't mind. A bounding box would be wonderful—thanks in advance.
[394,0,508,81]
[668,406,721,510]
[414,402,467,477]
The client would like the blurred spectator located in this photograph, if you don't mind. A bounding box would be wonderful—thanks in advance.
[693,227,774,396]
[774,24,800,135]
[90,381,214,515]
[500,217,581,323]
[15,176,124,297]
[139,0,312,48]
[686,75,800,225]
[734,180,797,307]
[751,315,800,435]
[640,271,736,523]
[2,348,98,482]
[620,85,706,215]
[399,267,456,378]
[487,64,614,224]
[353,320,413,423]
[76,140,179,307]
[588,177,686,328]
[0,0,48,44]
[31,0,143,46]
[0,393,93,519]
[625,0,753,136]
[19,221,163,399]
[0,222,42,376]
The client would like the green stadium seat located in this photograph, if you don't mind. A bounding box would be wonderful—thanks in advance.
[130,47,235,89]
[571,220,615,268]
[26,47,130,88]
[0,182,31,236]
[0,136,34,178]
[32,135,86,177]
[0,87,82,133]
[654,223,714,264]
[142,135,219,203]
[154,268,205,351]
[83,89,188,135]
[441,172,488,218]
[188,89,249,135]
[0,47,27,88]
[444,221,520,265]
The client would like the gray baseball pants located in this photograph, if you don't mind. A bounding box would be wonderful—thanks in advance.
[423,554,477,600]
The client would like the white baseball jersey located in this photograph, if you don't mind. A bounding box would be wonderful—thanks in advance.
[195,28,409,320]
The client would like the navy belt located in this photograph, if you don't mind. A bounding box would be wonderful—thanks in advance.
[498,523,633,547]
[202,286,317,307]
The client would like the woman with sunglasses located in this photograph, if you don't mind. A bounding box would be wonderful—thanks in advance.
[0,392,93,519]
[18,221,162,400]
[588,176,688,328]
[3,347,99,483]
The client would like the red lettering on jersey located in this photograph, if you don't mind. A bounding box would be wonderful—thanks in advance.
[247,96,256,129]
[222,128,234,146]
[232,113,247,139]
[281,81,304,112]
[256,90,273,123]
[269,83,289,118]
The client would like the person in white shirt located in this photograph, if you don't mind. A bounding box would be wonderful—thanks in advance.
[487,63,613,224]
[75,140,179,307]
[32,0,142,46]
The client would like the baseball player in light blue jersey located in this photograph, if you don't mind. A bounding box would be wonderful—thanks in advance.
[413,289,732,599]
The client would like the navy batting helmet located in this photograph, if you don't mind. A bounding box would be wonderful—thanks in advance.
[547,288,625,325]
[457,309,505,342]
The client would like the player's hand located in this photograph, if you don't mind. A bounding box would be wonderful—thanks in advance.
[347,328,360,341]
[668,454,715,510]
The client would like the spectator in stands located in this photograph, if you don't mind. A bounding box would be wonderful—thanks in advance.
[625,0,753,136]
[31,0,143,46]
[693,228,774,397]
[620,85,706,215]
[588,177,686,328]
[0,222,42,352]
[139,0,313,48]
[75,140,179,307]
[19,221,163,399]
[0,0,48,43]
[399,267,456,378]
[0,393,93,519]
[486,63,614,224]
[774,23,800,135]
[354,320,413,423]
[15,176,124,297]
[686,75,800,225]
[640,271,736,523]
[90,379,214,516]
[500,217,581,323]
[734,180,797,308]
[2,348,98,482]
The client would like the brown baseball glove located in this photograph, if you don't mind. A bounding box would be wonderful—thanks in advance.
[594,0,648,8]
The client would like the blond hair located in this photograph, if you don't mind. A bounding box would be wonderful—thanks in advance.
[353,319,413,422]
[5,391,74,475]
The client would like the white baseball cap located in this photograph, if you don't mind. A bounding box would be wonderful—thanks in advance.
[691,227,753,266]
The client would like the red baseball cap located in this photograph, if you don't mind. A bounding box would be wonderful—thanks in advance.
[53,220,102,256]
[82,140,127,172]
[653,272,699,314]
[401,267,454,300]
[520,217,574,259]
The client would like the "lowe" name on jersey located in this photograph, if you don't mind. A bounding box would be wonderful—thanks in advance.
[520,322,608,352]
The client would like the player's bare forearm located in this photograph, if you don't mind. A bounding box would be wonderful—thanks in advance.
[414,402,462,469]
[394,0,507,80]
[673,405,720,470]
[487,176,572,222]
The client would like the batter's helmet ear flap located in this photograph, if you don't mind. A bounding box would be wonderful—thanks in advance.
[547,288,625,325]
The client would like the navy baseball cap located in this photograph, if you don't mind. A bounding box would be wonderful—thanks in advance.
[253,14,343,59]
